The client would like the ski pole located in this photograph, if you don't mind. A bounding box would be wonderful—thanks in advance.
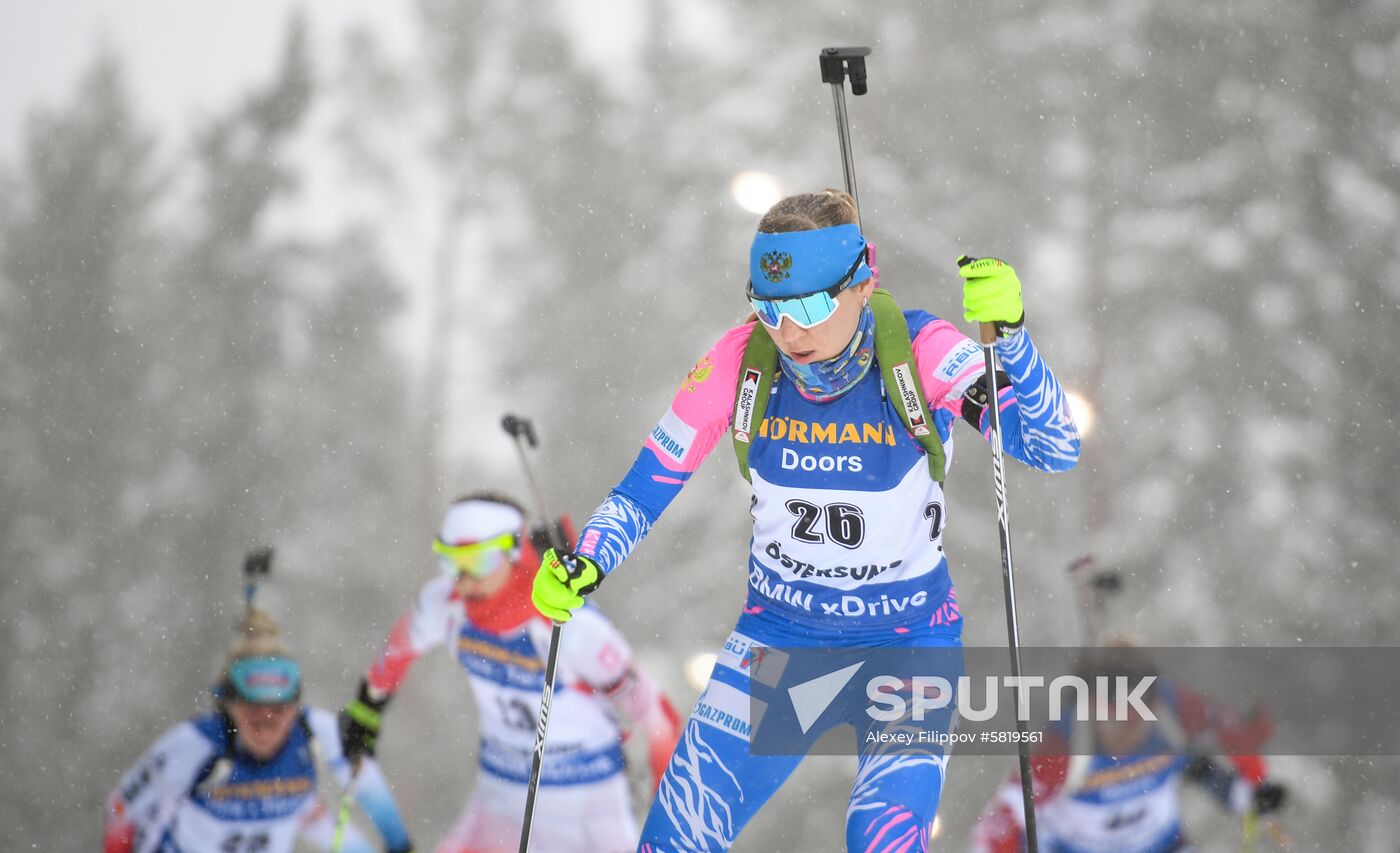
[971,290,1040,852]
[818,46,870,224]
[1242,806,1258,853]
[819,47,1040,850]
[1245,803,1293,852]
[330,765,360,853]
[243,546,273,616]
[241,545,360,851]
[1067,555,1122,647]
[501,413,568,853]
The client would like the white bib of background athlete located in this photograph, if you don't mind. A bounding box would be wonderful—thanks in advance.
[164,800,305,853]
[1045,758,1183,853]
[455,619,625,786]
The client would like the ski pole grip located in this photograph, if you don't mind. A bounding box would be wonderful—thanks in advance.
[1092,572,1123,593]
[819,47,872,95]
[979,322,999,345]
[847,56,868,96]
[501,413,538,448]
[243,547,273,579]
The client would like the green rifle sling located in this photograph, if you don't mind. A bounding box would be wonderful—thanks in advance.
[731,288,946,483]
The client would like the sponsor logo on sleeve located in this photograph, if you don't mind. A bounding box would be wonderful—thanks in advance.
[650,406,697,464]
[891,361,931,436]
[933,339,982,383]
[734,368,763,443]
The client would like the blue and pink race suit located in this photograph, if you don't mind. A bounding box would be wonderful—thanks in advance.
[574,308,1081,852]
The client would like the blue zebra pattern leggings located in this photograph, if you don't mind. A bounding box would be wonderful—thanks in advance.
[638,604,963,852]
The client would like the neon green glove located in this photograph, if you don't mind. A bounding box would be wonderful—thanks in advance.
[957,255,1024,326]
[532,548,603,622]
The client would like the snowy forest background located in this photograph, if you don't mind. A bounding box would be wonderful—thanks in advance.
[2,1,1398,849]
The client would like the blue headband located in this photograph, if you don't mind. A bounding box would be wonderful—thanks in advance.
[749,223,872,298]
[227,656,301,704]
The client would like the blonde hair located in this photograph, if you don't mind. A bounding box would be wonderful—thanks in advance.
[1074,633,1157,683]
[220,607,292,681]
[757,189,859,234]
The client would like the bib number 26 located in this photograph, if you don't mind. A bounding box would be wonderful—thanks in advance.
[785,500,865,549]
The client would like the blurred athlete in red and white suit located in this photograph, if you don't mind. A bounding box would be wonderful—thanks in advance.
[338,493,681,853]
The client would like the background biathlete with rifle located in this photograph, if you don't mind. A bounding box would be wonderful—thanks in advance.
[969,559,1290,853]
[529,47,1081,853]
[338,416,680,853]
[969,647,1289,853]
[103,549,413,853]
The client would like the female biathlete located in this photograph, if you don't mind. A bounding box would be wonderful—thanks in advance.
[531,190,1081,852]
[104,608,413,853]
[339,493,680,853]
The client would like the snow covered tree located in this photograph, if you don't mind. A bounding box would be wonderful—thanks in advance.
[0,52,167,842]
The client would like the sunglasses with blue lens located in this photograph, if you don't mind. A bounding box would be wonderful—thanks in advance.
[746,246,868,330]
[227,656,301,704]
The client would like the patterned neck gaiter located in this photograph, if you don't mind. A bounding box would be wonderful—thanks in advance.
[777,302,876,403]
